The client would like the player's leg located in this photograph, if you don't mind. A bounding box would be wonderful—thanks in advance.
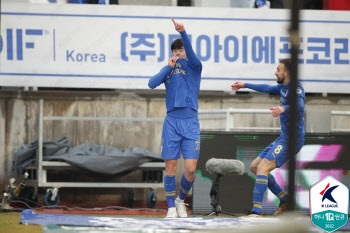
[249,158,277,216]
[179,159,197,197]
[252,139,287,209]
[177,117,200,200]
[261,138,288,216]
[250,157,262,175]
[270,138,304,216]
[175,139,199,218]
[268,173,288,216]
[243,142,274,217]
[164,159,178,218]
[265,139,288,215]
[251,141,274,174]
[161,116,181,218]
[175,117,200,217]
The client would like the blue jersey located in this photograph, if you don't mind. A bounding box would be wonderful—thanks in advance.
[245,82,305,139]
[148,31,202,114]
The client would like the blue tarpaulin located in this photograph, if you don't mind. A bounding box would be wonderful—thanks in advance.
[20,209,282,229]
[20,209,350,232]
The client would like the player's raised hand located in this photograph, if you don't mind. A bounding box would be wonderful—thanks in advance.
[270,106,285,118]
[172,18,185,32]
[168,56,177,68]
[231,81,245,91]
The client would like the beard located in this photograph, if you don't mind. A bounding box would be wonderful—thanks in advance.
[277,74,285,84]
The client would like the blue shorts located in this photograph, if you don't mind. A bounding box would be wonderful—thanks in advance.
[259,137,304,167]
[161,115,200,160]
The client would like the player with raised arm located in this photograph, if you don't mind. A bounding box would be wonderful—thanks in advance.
[231,59,305,217]
[148,18,202,218]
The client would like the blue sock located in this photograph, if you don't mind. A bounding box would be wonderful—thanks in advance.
[251,175,268,214]
[268,174,288,203]
[178,174,194,200]
[164,175,176,208]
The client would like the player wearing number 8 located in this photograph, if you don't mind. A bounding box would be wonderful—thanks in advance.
[231,59,305,217]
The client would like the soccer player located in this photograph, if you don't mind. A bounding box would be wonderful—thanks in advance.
[148,18,202,218]
[231,59,305,217]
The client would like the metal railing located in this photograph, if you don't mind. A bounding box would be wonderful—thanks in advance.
[198,108,280,132]
[331,111,350,132]
[37,99,165,189]
[198,108,350,132]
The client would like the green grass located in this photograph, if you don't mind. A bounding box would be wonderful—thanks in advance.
[0,212,41,233]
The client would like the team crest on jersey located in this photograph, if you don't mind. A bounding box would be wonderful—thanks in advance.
[281,89,288,97]
[297,88,302,94]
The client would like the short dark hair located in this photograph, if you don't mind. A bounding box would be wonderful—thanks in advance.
[279,58,291,72]
[171,38,183,51]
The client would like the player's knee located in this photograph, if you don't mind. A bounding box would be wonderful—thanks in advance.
[250,164,257,175]
[256,163,269,175]
[185,168,195,176]
[184,168,196,178]
[165,163,177,176]
[250,161,258,174]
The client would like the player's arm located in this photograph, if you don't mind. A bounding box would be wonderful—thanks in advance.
[172,18,202,69]
[231,81,281,94]
[148,57,176,89]
[279,90,305,115]
[270,89,305,118]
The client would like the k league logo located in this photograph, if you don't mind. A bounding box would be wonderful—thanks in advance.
[310,176,349,232]
[320,183,338,206]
